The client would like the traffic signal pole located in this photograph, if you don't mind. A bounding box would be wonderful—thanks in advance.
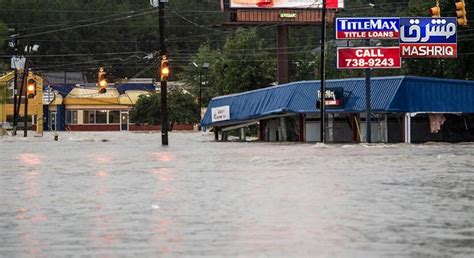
[23,75,28,138]
[159,0,169,146]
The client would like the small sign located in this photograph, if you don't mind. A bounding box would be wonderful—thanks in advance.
[336,17,400,39]
[399,17,457,58]
[280,13,297,18]
[11,57,26,70]
[43,87,55,105]
[211,105,230,122]
[337,47,401,69]
[317,87,344,108]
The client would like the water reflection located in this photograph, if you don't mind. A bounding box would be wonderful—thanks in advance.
[19,153,42,166]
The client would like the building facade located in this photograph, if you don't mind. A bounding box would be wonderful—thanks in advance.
[201,76,474,143]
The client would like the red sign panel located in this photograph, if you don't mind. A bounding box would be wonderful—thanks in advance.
[337,47,401,69]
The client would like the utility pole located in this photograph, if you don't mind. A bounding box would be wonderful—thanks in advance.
[23,72,28,138]
[198,70,202,126]
[12,33,19,135]
[159,0,169,146]
[319,0,327,143]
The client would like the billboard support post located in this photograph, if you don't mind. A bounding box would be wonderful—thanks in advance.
[277,25,289,84]
[365,40,371,143]
[320,0,327,143]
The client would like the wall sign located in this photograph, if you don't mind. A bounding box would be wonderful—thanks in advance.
[317,87,344,108]
[336,18,400,40]
[337,47,401,69]
[211,106,231,122]
[399,17,457,58]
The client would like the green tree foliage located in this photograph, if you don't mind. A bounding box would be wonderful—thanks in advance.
[1,0,473,86]
[130,90,199,126]
[0,21,6,47]
[180,28,276,105]
[168,88,200,125]
[130,93,161,125]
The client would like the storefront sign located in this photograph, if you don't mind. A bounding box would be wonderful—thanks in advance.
[337,47,401,69]
[227,0,343,9]
[317,87,344,108]
[211,105,230,122]
[400,17,457,58]
[336,18,400,39]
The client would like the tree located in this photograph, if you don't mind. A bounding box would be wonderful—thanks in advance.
[168,88,200,126]
[130,90,199,127]
[130,93,161,125]
[180,28,277,105]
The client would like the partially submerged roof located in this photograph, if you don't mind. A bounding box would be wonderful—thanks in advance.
[201,76,474,128]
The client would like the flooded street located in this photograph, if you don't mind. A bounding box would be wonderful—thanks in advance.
[1,132,473,257]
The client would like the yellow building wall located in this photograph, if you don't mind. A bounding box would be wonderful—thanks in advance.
[6,103,39,116]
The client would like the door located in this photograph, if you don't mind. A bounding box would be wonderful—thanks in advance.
[50,111,57,131]
[120,111,129,131]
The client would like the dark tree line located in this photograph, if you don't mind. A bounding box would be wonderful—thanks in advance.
[1,0,473,100]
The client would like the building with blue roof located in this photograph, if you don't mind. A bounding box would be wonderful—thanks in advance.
[201,76,474,143]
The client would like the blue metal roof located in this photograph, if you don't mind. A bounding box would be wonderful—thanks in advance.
[201,76,474,127]
[50,84,76,97]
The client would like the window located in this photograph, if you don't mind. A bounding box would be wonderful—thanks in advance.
[84,110,95,124]
[96,110,107,124]
[66,110,78,124]
[109,111,120,124]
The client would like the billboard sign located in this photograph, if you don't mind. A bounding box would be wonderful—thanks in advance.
[337,47,401,69]
[399,17,457,58]
[335,18,400,40]
[228,0,344,9]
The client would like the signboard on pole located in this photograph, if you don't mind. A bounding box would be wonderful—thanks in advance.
[336,17,400,39]
[399,17,457,58]
[227,0,344,9]
[337,47,401,69]
[11,57,26,70]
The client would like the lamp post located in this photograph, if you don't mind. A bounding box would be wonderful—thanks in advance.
[193,62,209,130]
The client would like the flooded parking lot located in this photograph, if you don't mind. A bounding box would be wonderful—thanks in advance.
[1,132,473,257]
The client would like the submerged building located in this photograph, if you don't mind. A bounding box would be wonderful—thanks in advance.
[201,76,474,143]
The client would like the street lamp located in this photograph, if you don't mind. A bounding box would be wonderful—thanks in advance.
[193,62,209,130]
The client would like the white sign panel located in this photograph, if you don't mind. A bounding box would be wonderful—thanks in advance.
[211,106,230,122]
[11,57,26,70]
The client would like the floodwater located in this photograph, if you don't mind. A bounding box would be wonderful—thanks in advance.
[0,132,473,257]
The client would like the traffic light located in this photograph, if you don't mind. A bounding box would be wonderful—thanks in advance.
[160,55,169,81]
[98,67,107,93]
[456,0,468,26]
[429,4,441,18]
[26,76,36,99]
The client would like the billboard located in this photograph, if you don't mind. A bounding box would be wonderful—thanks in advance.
[337,47,401,69]
[399,17,457,58]
[335,18,400,40]
[228,0,344,9]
